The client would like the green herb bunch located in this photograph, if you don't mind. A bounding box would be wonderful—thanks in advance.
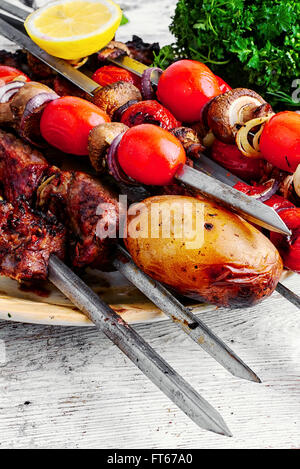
[153,0,300,108]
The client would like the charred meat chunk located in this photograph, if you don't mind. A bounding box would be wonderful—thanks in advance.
[26,52,56,80]
[0,130,49,203]
[0,198,66,281]
[37,171,119,270]
[97,41,132,62]
[0,49,29,76]
[53,75,90,100]
[126,36,160,66]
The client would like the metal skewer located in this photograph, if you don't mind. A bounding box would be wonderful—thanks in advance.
[0,8,263,382]
[48,255,232,437]
[114,246,261,382]
[0,6,290,236]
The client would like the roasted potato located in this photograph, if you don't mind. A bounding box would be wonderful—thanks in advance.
[125,195,283,308]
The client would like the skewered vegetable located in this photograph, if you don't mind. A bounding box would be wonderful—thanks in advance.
[270,208,300,274]
[92,65,141,90]
[260,111,300,172]
[157,60,222,123]
[125,195,283,308]
[88,122,128,173]
[154,0,299,109]
[210,139,269,182]
[120,100,181,130]
[40,96,110,155]
[0,64,30,85]
[206,88,270,144]
[170,127,205,159]
[92,81,142,118]
[117,124,186,185]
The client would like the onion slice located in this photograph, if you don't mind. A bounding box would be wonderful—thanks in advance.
[236,115,273,158]
[141,67,162,100]
[252,179,280,202]
[106,132,138,185]
[20,92,59,146]
[0,81,25,103]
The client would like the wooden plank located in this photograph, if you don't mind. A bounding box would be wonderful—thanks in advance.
[0,274,299,449]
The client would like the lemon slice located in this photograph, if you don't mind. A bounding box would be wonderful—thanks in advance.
[25,0,122,60]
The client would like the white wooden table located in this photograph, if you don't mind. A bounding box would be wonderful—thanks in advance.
[0,0,300,450]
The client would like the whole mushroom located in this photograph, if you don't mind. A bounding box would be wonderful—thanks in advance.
[88,122,129,173]
[92,81,142,118]
[207,88,272,143]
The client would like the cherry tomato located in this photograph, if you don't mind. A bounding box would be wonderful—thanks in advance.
[40,96,110,155]
[214,75,232,94]
[260,111,300,172]
[270,208,300,273]
[92,65,141,90]
[120,100,181,130]
[0,65,30,84]
[211,139,266,182]
[234,182,296,211]
[157,60,222,123]
[117,124,186,185]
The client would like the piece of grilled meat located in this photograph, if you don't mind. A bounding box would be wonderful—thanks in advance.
[0,197,66,281]
[0,129,49,203]
[0,130,119,271]
[37,170,119,270]
[126,36,160,66]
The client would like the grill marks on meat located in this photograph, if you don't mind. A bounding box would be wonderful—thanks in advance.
[0,198,66,281]
[0,130,48,203]
[38,171,119,270]
[0,130,119,272]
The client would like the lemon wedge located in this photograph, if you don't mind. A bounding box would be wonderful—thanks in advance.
[25,0,122,60]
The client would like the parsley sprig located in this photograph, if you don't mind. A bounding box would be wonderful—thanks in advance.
[153,0,300,108]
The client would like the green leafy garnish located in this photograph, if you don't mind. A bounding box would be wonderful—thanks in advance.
[120,13,129,26]
[153,0,300,108]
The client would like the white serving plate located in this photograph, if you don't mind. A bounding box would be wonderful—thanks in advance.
[0,34,293,328]
[0,270,216,326]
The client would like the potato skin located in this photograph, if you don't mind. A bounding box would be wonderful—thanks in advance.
[125,195,283,308]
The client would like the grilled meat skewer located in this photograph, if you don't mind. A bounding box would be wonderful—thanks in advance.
[0,129,119,272]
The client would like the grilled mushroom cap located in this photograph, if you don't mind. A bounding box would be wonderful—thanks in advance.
[207,88,267,143]
[92,81,142,118]
[88,122,129,173]
[10,81,54,121]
